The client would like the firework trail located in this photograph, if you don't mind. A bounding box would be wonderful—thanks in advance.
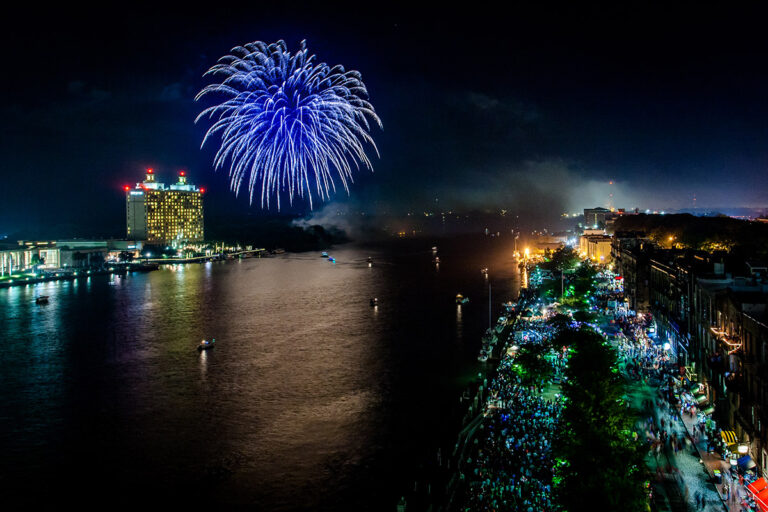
[195,40,381,209]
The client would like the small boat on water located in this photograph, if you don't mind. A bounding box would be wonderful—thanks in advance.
[456,294,469,305]
[35,296,49,305]
[328,256,336,263]
[367,256,373,267]
[370,297,378,307]
[321,251,329,258]
[481,267,488,275]
[197,339,215,351]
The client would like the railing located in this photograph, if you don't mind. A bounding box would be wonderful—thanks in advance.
[709,326,743,354]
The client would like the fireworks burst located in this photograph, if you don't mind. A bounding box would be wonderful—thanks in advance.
[195,40,381,209]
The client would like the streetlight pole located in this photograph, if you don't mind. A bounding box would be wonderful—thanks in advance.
[561,270,564,302]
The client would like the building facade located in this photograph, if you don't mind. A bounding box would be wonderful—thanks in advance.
[126,169,204,245]
[607,229,768,475]
[579,233,613,262]
[583,207,613,229]
[611,233,651,312]
[0,241,60,276]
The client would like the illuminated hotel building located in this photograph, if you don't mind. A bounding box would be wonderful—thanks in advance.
[126,169,204,244]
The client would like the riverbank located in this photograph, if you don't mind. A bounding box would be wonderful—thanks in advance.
[439,248,652,511]
[0,263,159,289]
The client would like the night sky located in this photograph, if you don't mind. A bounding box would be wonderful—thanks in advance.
[2,5,768,236]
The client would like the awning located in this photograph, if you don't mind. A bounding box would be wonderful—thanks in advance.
[747,479,768,512]
[721,430,738,445]
[756,490,768,512]
[738,455,757,470]
[748,478,767,495]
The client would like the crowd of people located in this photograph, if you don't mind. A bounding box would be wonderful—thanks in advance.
[460,314,562,512]
[456,255,758,512]
[611,305,753,510]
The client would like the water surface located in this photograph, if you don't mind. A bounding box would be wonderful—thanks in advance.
[0,236,519,509]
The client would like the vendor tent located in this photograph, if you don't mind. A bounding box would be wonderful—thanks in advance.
[749,477,767,494]
[738,455,757,470]
[747,478,768,512]
[721,430,738,445]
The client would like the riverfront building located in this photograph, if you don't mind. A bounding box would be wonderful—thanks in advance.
[0,241,60,276]
[608,230,768,477]
[126,169,204,245]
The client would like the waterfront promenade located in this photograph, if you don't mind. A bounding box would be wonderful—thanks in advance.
[446,250,763,512]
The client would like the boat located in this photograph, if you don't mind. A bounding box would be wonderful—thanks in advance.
[367,256,373,267]
[321,252,328,258]
[370,297,378,307]
[481,267,488,275]
[328,256,336,263]
[197,339,215,351]
[434,256,440,263]
[456,294,469,304]
[502,301,517,312]
[273,248,285,255]
[35,296,49,305]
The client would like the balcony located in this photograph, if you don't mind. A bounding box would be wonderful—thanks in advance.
[710,326,743,355]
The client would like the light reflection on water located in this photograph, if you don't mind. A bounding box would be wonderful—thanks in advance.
[0,239,520,509]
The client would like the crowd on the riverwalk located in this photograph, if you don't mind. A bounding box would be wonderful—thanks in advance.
[611,306,765,511]
[460,321,562,512]
[457,251,765,512]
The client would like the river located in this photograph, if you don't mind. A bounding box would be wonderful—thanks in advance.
[0,234,520,510]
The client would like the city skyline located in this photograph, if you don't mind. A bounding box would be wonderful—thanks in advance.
[2,5,768,236]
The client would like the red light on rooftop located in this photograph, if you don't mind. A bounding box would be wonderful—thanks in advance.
[199,187,206,194]
[123,185,131,191]
[179,170,186,177]
[147,168,154,174]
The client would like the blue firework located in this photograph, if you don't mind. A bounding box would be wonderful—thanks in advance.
[195,40,382,209]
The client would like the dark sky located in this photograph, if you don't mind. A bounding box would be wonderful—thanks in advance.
[2,4,768,236]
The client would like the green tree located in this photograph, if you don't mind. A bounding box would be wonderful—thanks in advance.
[554,328,647,511]
[547,313,571,333]
[514,344,554,386]
[572,310,596,323]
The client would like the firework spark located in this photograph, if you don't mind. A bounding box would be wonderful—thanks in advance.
[195,40,381,209]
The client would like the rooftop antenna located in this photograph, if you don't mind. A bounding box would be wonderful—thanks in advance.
[608,179,615,211]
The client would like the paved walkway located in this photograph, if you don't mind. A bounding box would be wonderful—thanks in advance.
[678,411,750,511]
[616,343,729,511]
